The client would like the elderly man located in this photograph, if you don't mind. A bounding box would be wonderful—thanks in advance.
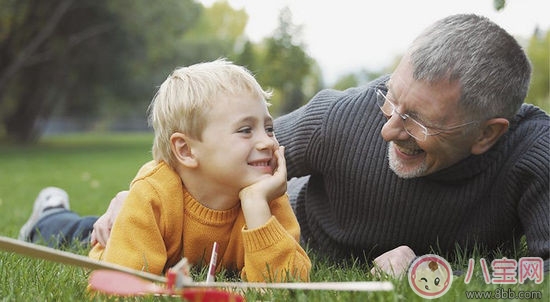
[276,13,548,275]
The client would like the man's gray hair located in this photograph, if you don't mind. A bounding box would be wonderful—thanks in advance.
[408,14,531,120]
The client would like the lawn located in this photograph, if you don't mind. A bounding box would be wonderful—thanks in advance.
[0,133,547,301]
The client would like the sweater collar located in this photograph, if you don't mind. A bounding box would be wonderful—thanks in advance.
[423,151,496,182]
[182,189,241,224]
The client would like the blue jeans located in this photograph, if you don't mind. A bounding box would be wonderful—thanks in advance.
[30,209,98,249]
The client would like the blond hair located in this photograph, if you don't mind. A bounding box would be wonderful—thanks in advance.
[149,59,272,168]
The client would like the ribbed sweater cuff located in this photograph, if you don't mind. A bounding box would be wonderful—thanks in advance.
[242,216,287,252]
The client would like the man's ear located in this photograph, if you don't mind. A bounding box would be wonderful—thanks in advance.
[470,118,509,155]
[170,132,198,168]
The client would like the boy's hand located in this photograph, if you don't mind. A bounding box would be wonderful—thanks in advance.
[240,145,287,202]
[239,146,287,229]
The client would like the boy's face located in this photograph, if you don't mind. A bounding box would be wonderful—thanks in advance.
[189,93,278,193]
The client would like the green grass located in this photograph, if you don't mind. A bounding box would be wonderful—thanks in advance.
[0,133,548,301]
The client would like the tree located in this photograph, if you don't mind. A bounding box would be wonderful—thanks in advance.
[0,0,203,143]
[0,0,319,142]
[525,28,549,113]
[0,0,126,142]
[235,40,257,72]
[493,0,506,11]
[332,74,359,91]
[253,7,318,115]
[331,57,395,91]
[180,0,248,63]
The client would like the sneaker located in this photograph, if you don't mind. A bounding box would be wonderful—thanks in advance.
[18,187,70,241]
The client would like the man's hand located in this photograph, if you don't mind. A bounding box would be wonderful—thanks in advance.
[90,190,128,246]
[370,245,416,278]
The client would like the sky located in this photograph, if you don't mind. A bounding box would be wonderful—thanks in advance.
[198,0,550,85]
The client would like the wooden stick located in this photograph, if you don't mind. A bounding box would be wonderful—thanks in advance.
[190,280,394,292]
[206,242,218,283]
[1,235,394,292]
[91,269,394,293]
[0,235,165,283]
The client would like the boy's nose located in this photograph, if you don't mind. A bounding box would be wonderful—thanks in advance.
[256,135,277,150]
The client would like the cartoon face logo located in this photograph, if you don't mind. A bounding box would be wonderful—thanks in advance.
[408,254,453,299]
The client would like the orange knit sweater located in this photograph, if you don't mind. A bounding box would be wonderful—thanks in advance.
[89,161,310,282]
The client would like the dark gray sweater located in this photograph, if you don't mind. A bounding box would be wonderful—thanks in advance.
[275,78,549,268]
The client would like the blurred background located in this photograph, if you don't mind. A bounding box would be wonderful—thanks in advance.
[0,0,548,144]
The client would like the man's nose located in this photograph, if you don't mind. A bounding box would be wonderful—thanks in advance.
[380,114,410,142]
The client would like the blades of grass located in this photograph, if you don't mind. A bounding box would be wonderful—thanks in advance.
[0,236,165,283]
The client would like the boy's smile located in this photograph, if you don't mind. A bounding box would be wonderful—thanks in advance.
[248,158,274,174]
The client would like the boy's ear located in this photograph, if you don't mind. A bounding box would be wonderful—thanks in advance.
[470,118,509,155]
[170,132,198,168]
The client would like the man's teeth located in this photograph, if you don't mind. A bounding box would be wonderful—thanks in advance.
[396,145,423,155]
[250,162,269,166]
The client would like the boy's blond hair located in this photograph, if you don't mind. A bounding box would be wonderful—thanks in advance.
[149,59,272,168]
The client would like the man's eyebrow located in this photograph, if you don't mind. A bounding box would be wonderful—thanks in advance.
[384,82,429,124]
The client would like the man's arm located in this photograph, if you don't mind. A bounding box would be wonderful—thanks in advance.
[90,190,128,246]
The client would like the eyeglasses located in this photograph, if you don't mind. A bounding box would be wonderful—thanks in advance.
[375,88,478,141]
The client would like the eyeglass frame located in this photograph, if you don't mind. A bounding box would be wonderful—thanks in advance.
[375,87,479,141]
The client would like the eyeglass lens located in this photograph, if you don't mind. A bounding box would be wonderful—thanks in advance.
[376,89,427,141]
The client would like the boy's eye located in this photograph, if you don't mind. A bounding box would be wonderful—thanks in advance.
[266,126,274,135]
[238,127,252,134]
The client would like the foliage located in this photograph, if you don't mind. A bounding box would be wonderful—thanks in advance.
[242,7,321,116]
[1,0,100,142]
[0,0,202,143]
[0,0,320,143]
[332,68,389,91]
[493,0,506,11]
[181,0,248,65]
[525,28,550,113]
[332,74,359,91]
[0,0,253,144]
[1,0,546,144]
[1,133,547,301]
[186,0,248,41]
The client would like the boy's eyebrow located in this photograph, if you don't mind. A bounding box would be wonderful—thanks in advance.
[236,116,257,124]
[236,115,273,124]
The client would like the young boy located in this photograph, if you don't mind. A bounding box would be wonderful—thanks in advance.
[18,59,311,282]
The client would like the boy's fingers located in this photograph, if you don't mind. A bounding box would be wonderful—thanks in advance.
[275,146,286,173]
